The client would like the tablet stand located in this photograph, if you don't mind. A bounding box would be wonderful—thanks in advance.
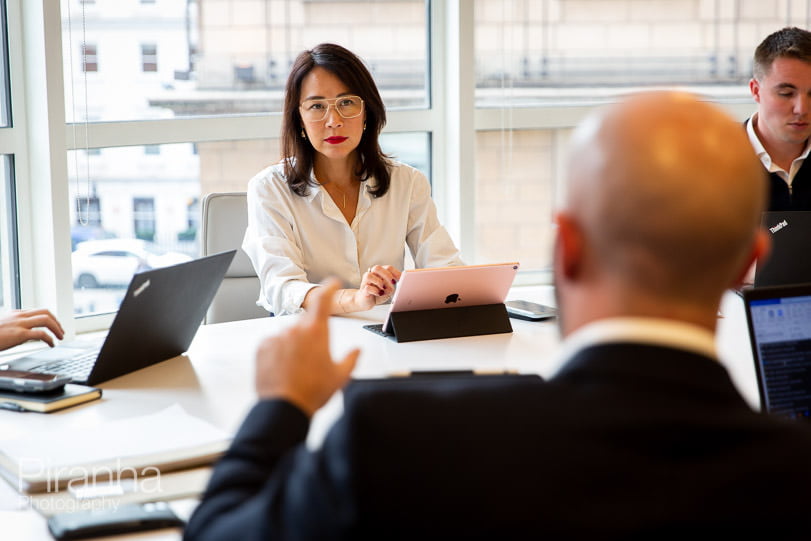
[383,303,513,343]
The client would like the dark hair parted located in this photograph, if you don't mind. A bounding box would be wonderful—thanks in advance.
[754,26,811,80]
[281,43,391,198]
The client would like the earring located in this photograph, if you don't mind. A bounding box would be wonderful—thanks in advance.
[301,128,306,139]
[363,122,366,132]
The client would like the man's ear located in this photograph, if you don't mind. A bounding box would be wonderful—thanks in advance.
[554,212,583,281]
[749,78,761,104]
[732,228,771,287]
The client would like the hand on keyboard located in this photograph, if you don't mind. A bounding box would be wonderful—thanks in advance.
[0,308,64,351]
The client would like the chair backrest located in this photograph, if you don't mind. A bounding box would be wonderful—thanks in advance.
[201,192,269,324]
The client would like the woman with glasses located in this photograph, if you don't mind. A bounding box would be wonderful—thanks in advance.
[243,43,463,316]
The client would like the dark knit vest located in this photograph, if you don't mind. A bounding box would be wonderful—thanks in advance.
[768,159,811,211]
[744,119,811,211]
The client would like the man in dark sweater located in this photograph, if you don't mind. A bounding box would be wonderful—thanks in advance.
[748,27,811,210]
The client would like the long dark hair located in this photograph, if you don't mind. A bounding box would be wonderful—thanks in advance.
[281,43,391,197]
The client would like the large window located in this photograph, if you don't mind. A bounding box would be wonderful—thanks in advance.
[59,0,430,318]
[12,0,810,330]
[472,0,811,275]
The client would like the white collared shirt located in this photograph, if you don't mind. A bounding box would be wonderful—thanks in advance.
[747,114,811,189]
[554,317,718,373]
[243,161,463,315]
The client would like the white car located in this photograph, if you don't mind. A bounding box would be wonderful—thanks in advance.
[72,238,193,289]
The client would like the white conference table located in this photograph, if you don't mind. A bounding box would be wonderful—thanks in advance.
[0,287,759,540]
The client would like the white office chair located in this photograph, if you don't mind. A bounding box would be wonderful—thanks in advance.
[201,192,270,324]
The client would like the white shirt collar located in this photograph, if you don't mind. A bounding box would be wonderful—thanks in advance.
[746,113,770,165]
[555,317,718,369]
[747,113,811,181]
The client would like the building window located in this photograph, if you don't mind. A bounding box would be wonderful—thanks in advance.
[141,43,157,72]
[178,197,198,242]
[82,43,98,72]
[186,197,198,230]
[133,198,156,242]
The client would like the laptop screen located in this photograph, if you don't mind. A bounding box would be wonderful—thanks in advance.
[745,286,811,420]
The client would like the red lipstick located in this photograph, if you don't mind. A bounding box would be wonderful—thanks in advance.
[325,136,348,144]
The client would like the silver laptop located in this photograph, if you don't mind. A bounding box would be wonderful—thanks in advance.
[2,250,236,386]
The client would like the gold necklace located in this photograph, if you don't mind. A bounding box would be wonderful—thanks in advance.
[321,179,354,209]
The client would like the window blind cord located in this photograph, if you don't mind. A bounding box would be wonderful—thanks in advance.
[66,0,91,227]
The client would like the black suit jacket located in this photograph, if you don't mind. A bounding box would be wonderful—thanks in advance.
[184,344,811,540]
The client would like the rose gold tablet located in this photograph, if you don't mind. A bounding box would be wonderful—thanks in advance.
[382,262,520,333]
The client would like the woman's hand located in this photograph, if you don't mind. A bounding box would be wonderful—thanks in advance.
[305,265,403,314]
[360,265,401,305]
[340,265,402,312]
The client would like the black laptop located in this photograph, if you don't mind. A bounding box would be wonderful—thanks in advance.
[1,250,236,386]
[754,211,811,288]
[743,283,811,420]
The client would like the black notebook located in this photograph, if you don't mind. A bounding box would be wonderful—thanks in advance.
[0,384,101,413]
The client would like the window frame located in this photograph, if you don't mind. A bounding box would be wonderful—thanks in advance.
[2,1,19,310]
[0,1,19,309]
[0,155,20,308]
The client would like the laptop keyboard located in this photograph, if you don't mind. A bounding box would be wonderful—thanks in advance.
[28,349,99,381]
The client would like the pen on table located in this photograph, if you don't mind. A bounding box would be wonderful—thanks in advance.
[0,402,29,412]
[387,369,519,378]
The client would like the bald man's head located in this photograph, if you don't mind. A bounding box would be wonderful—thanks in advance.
[562,92,766,304]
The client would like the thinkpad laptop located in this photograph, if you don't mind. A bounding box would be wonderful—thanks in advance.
[1,250,236,386]
[743,283,811,420]
[754,211,811,288]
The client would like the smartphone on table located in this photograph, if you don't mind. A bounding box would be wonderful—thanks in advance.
[505,300,557,322]
[0,370,71,393]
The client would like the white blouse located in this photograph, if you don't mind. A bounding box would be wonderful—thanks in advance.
[242,161,464,315]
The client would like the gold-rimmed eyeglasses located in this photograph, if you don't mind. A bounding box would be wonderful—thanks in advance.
[299,95,364,122]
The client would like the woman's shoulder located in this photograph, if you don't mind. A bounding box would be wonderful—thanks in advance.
[248,161,292,193]
[385,160,429,186]
[388,160,419,175]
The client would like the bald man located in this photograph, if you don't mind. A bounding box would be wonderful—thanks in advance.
[185,93,811,541]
